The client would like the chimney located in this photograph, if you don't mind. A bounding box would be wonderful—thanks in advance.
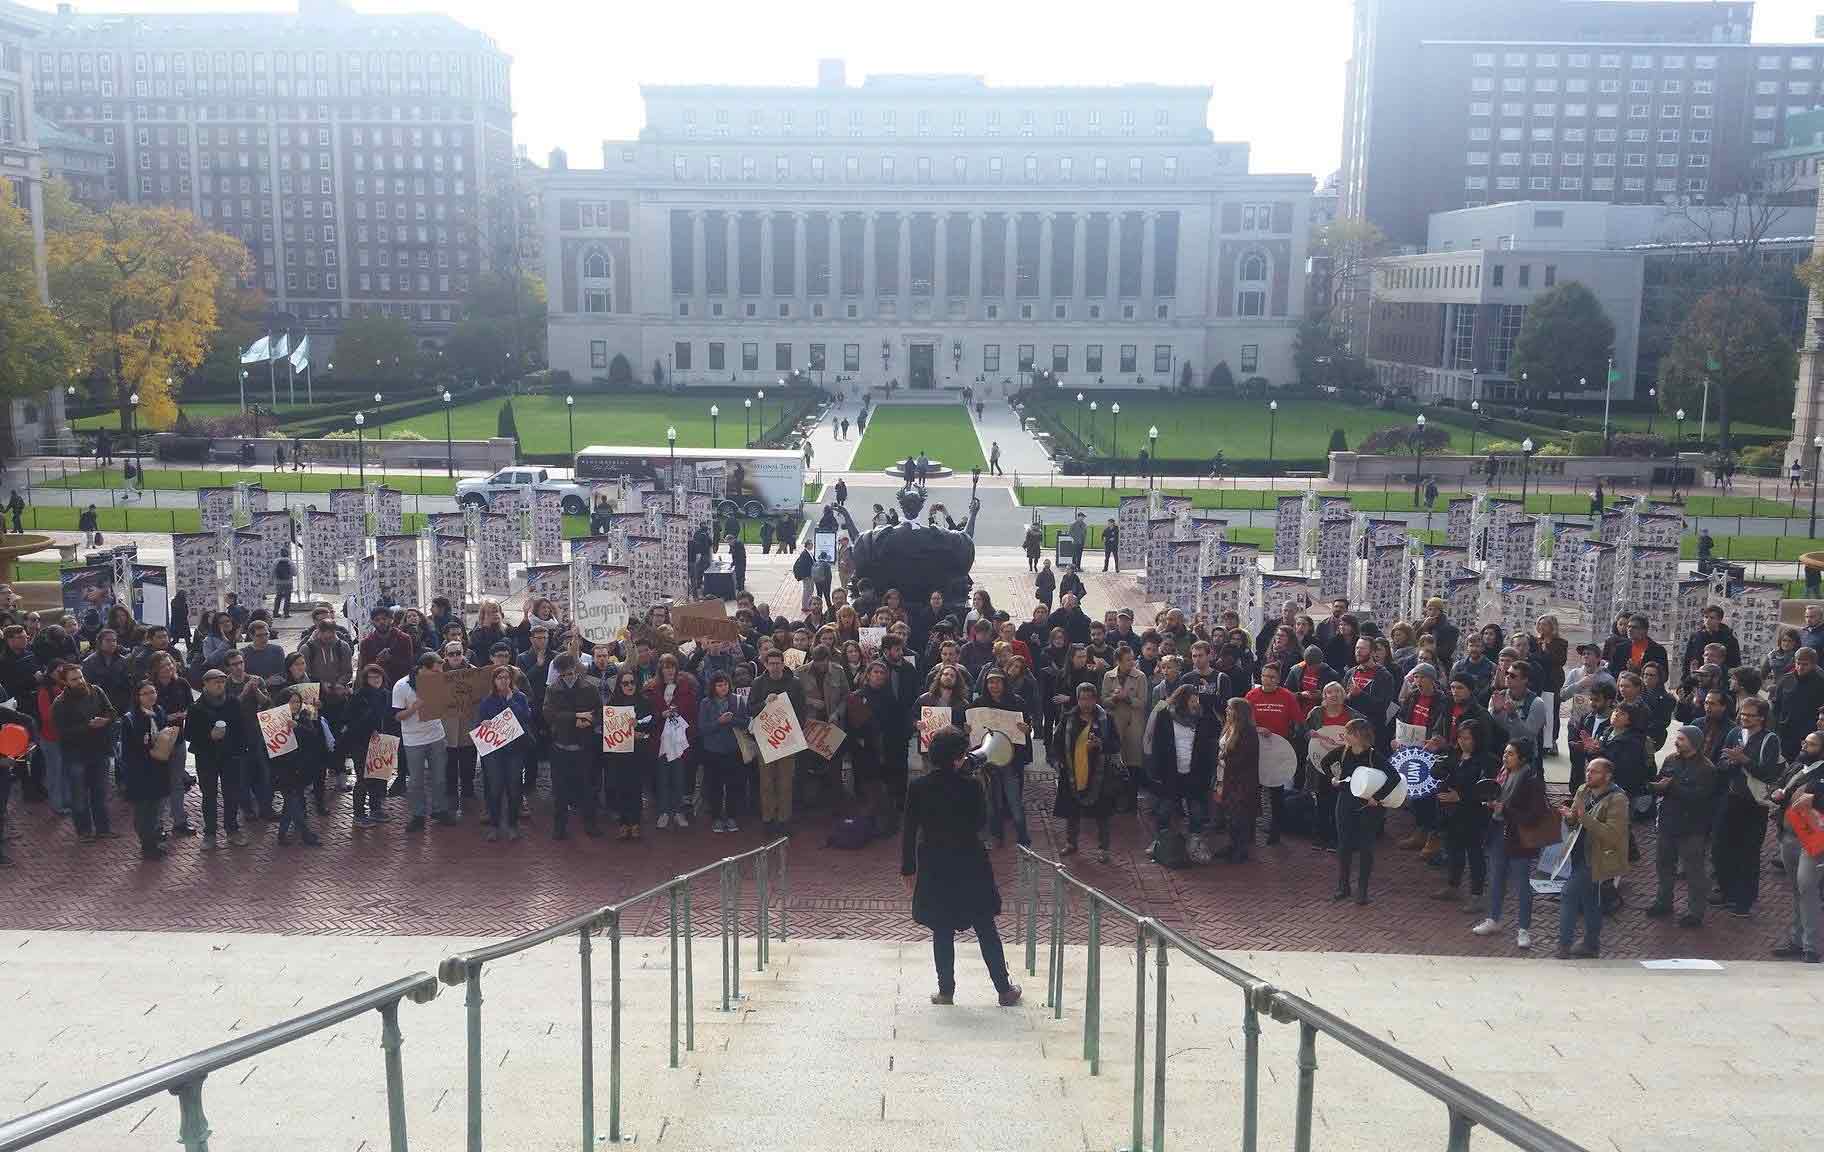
[817,59,846,89]
[548,146,567,171]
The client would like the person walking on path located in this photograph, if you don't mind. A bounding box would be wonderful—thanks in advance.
[1102,520,1120,572]
[1023,522,1043,573]
[989,441,1003,476]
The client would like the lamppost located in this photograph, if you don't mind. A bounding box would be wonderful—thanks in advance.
[1088,401,1098,454]
[757,389,767,439]
[1412,413,1427,502]
[1075,392,1085,443]
[1647,387,1657,436]
[565,394,576,459]
[1110,402,1121,489]
[666,425,678,510]
[1470,399,1484,456]
[354,412,366,487]
[1809,435,1823,538]
[1148,425,1159,489]
[373,392,384,441]
[441,389,454,477]
[128,391,140,483]
[1268,400,1279,471]
[710,404,720,449]
[239,369,248,414]
[744,398,753,446]
[1675,407,1686,448]
[1520,437,1536,504]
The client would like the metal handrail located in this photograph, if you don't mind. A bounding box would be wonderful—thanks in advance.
[435,836,788,1151]
[1014,846,1589,1152]
[0,972,441,1152]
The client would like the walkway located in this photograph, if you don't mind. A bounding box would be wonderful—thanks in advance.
[969,396,1053,477]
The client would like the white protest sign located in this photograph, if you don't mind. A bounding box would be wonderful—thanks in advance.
[859,626,886,654]
[781,648,806,671]
[576,588,630,646]
[602,704,638,753]
[918,705,952,751]
[965,705,1028,745]
[469,707,525,754]
[257,704,298,758]
[803,719,846,759]
[365,733,400,781]
[1394,720,1429,749]
[1307,724,1348,770]
[292,682,320,707]
[749,692,808,763]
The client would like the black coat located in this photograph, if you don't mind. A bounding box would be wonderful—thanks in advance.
[120,706,171,803]
[901,765,1000,929]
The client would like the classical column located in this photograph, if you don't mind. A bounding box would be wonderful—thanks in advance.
[1108,211,1124,306]
[691,210,707,314]
[1038,212,1056,318]
[793,211,809,312]
[1140,211,1158,318]
[726,211,740,305]
[897,212,912,303]
[967,212,984,318]
[829,212,842,300]
[1002,214,1018,310]
[1071,211,1088,309]
[863,212,878,308]
[760,211,775,305]
[933,212,948,307]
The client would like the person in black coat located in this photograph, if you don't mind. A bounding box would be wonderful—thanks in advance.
[342,663,396,825]
[1046,592,1091,646]
[726,532,747,592]
[1324,717,1399,904]
[1431,719,1496,905]
[274,687,329,846]
[901,725,1022,1007]
[120,681,171,860]
[1606,614,1670,680]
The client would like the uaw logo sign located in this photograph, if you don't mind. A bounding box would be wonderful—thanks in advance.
[1391,745,1440,801]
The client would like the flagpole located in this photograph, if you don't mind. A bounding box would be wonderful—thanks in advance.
[288,354,296,406]
[306,360,313,405]
[268,328,277,413]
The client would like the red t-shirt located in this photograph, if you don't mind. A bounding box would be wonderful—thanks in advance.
[1246,686,1300,739]
[1408,693,1435,732]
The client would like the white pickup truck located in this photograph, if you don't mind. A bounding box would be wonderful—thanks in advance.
[455,467,591,515]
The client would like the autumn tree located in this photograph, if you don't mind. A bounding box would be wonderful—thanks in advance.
[0,182,76,411]
[1658,286,1795,430]
[1507,281,1615,402]
[46,186,248,430]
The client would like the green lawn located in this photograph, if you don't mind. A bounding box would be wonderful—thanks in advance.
[32,467,456,495]
[70,401,313,432]
[1606,412,1789,439]
[1023,394,1487,460]
[385,393,808,457]
[850,405,986,472]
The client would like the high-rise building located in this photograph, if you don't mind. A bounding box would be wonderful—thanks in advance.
[543,64,1313,392]
[1338,1,1824,248]
[30,0,513,342]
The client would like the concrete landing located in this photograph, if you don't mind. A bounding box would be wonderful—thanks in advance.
[2,930,1815,1150]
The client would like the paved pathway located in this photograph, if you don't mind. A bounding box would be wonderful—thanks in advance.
[968,396,1052,477]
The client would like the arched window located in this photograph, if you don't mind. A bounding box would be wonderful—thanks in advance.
[1240,252,1266,282]
[1236,250,1269,318]
[584,250,609,279]
[582,248,614,313]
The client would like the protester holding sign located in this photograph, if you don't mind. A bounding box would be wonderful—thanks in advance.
[274,687,331,847]
[342,664,397,827]
[395,652,453,833]
[603,670,654,838]
[750,648,806,835]
[697,671,749,834]
[544,654,603,840]
[475,665,532,841]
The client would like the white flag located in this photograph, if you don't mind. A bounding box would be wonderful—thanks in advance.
[270,333,290,360]
[288,334,310,372]
[239,336,270,364]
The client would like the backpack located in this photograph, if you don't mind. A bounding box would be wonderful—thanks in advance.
[827,814,875,849]
[1151,829,1190,869]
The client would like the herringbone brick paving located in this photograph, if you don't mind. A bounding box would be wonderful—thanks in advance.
[0,768,1799,961]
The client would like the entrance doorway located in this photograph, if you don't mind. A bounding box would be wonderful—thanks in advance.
[909,343,935,389]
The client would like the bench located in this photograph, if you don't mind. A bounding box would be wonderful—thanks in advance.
[54,543,79,564]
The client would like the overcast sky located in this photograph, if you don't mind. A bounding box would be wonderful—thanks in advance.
[26,0,1824,180]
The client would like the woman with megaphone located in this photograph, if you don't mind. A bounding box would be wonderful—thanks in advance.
[1322,717,1398,905]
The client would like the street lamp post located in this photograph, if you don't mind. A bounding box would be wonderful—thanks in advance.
[373,392,384,441]
[1676,407,1686,448]
[666,426,678,510]
[1088,401,1098,454]
[1810,435,1824,538]
[565,394,575,459]
[1110,401,1121,489]
[239,369,248,414]
[354,412,366,487]
[1647,387,1657,436]
[1268,400,1279,472]
[1470,399,1483,457]
[710,404,720,449]
[128,391,140,484]
[757,389,767,440]
[1412,413,1427,502]
[1147,426,1159,489]
[441,390,454,477]
[1520,437,1536,504]
[1075,392,1085,444]
[744,398,753,446]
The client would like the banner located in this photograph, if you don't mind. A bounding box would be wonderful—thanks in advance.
[469,707,525,754]
[374,534,419,609]
[354,555,380,630]
[1273,495,1305,572]
[533,488,565,563]
[524,564,571,617]
[304,508,339,593]
[364,732,400,781]
[601,704,638,753]
[233,530,266,608]
[171,531,221,616]
[749,692,808,762]
[256,704,297,757]
[198,487,237,533]
[431,534,467,608]
[371,486,403,535]
[479,512,514,594]
[965,706,1028,745]
[330,488,367,559]
[625,535,665,610]
[859,626,886,655]
[133,564,169,627]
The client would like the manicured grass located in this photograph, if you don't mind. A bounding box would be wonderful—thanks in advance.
[1022,393,1485,459]
[31,467,457,495]
[1607,412,1789,438]
[385,393,811,457]
[70,401,312,432]
[850,405,986,472]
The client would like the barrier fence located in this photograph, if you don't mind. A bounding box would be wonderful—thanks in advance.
[1014,847,1588,1152]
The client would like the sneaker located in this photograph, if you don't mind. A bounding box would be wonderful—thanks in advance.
[997,984,1023,1007]
[675,812,689,830]
[656,813,670,829]
[141,845,166,861]
[1677,913,1703,928]
[227,830,249,848]
[930,991,955,1006]
[711,820,726,834]
[724,820,738,833]
[1643,903,1672,919]
[1774,942,1806,959]
[1516,929,1532,950]
[202,833,220,851]
[1331,888,1351,901]
[1553,945,1572,960]
[1431,886,1459,902]
[372,811,393,823]
[1471,918,1499,936]
[276,830,292,846]
[300,831,322,847]
[617,826,632,840]
[172,824,198,838]
[1096,849,1111,865]
[506,826,522,840]
[1571,945,1598,959]
[432,812,459,827]
[352,815,374,828]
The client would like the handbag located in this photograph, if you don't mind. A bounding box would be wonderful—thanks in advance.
[1514,808,1563,854]
[150,724,181,763]
[734,728,759,765]
[1785,804,1824,859]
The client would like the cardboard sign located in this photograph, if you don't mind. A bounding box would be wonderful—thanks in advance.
[918,705,953,751]
[470,707,525,754]
[1394,720,1429,749]
[781,647,806,671]
[364,733,400,781]
[416,666,492,727]
[671,600,743,644]
[602,704,638,753]
[291,682,320,707]
[803,719,846,759]
[257,704,297,757]
[859,626,886,654]
[748,692,808,763]
[965,706,1028,746]
[576,588,630,645]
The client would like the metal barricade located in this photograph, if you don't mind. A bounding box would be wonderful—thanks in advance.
[0,972,441,1152]
[436,836,788,1150]
[1015,847,1587,1152]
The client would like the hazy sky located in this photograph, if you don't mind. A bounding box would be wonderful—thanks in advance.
[25,0,1824,180]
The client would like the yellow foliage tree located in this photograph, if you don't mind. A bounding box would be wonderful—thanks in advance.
[45,186,249,431]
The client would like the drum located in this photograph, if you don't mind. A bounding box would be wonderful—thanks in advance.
[1259,731,1298,788]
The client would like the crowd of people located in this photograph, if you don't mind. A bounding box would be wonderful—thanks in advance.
[2,547,1823,968]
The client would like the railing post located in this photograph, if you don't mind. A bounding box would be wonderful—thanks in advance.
[463,962,483,1152]
[172,1078,211,1152]
[579,924,596,1152]
[1047,866,1064,1016]
[683,882,696,1051]
[1084,898,1101,1075]
[1447,1108,1474,1152]
[1124,922,1148,1152]
[1240,991,1261,1152]
[1294,1021,1318,1152]
[1152,940,1168,1152]
[379,1002,411,1152]
[756,850,770,971]
[1024,854,1038,976]
[778,841,790,943]
[669,886,681,1069]
[731,862,743,1002]
[608,911,623,1144]
[719,865,731,1011]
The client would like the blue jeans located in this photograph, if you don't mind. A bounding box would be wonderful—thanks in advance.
[990,763,1029,844]
[165,738,189,828]
[1557,858,1601,952]
[42,740,68,814]
[276,785,310,838]
[240,751,272,817]
[67,753,110,835]
[1486,829,1535,929]
[655,756,686,817]
[404,738,450,819]
[481,748,522,829]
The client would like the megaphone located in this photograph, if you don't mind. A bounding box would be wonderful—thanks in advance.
[962,730,1015,771]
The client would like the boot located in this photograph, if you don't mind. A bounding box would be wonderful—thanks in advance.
[1419,833,1444,863]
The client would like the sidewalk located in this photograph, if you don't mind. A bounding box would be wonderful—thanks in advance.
[970,399,1050,476]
